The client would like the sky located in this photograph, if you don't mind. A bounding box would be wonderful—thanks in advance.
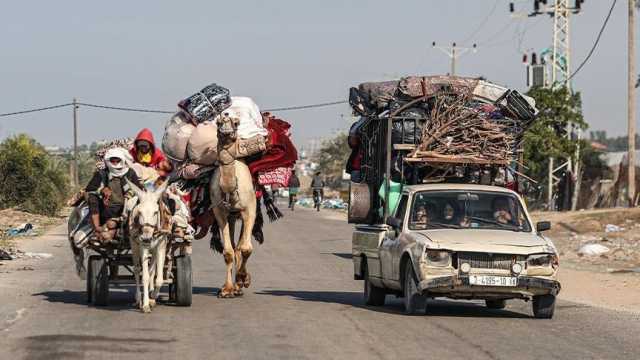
[0,0,634,151]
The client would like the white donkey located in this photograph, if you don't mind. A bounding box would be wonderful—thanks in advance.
[126,180,169,313]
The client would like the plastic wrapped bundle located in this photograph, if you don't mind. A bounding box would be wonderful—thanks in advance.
[187,121,218,165]
[179,83,231,124]
[222,96,268,139]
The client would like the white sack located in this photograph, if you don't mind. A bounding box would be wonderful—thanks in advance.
[222,96,268,139]
[187,121,218,165]
[162,112,195,163]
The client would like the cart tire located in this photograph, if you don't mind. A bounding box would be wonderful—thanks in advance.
[175,255,192,306]
[86,255,98,304]
[92,257,109,306]
[363,260,386,306]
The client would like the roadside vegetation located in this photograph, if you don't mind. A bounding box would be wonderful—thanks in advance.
[0,134,70,216]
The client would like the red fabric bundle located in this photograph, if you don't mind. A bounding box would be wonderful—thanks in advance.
[248,113,298,176]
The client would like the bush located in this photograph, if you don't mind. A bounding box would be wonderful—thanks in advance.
[0,134,70,216]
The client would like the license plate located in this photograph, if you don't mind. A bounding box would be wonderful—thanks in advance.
[469,275,517,287]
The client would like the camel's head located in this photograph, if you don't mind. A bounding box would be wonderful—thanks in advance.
[127,179,168,243]
[216,111,240,143]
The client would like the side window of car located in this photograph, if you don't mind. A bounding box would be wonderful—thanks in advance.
[395,195,408,224]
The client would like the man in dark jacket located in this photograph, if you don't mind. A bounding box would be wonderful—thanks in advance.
[311,172,325,211]
[86,148,142,244]
[288,170,301,209]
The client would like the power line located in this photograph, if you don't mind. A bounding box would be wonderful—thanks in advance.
[0,99,348,118]
[77,102,174,114]
[0,103,73,117]
[263,100,347,112]
[567,0,618,82]
[460,0,500,44]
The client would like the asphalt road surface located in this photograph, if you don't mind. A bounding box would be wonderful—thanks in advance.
[1,206,639,360]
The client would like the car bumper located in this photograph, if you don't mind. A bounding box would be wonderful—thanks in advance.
[419,275,561,298]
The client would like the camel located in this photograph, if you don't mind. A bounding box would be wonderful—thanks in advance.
[210,111,257,298]
[126,179,170,313]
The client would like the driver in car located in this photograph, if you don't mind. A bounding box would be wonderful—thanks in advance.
[414,205,429,228]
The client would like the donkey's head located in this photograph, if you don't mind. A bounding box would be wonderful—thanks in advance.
[216,111,240,143]
[127,180,168,243]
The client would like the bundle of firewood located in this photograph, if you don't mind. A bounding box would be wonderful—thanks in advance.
[407,94,520,164]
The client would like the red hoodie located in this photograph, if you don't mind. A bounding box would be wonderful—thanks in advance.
[129,128,166,168]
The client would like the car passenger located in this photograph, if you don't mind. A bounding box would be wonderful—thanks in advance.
[492,197,514,224]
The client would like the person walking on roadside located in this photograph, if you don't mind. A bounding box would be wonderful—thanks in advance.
[288,170,301,210]
[311,171,325,211]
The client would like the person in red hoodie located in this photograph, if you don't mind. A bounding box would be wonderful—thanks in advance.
[129,128,172,178]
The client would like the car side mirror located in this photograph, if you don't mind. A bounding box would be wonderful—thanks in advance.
[536,221,551,232]
[386,216,402,230]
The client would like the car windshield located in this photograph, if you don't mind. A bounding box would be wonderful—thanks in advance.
[409,190,531,232]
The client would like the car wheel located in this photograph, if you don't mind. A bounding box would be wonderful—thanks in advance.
[403,261,426,315]
[363,260,386,306]
[485,299,507,310]
[532,294,556,319]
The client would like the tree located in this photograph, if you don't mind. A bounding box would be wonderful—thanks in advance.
[0,134,70,215]
[524,86,608,209]
[313,132,350,186]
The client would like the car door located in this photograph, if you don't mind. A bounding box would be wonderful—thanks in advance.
[380,194,408,287]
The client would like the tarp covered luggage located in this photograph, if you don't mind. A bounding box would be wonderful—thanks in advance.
[236,135,267,158]
[162,112,196,163]
[224,96,269,140]
[179,83,232,124]
[187,121,218,165]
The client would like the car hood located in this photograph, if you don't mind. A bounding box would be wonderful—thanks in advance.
[412,229,553,255]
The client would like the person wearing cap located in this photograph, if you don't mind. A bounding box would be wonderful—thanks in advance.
[85,148,142,244]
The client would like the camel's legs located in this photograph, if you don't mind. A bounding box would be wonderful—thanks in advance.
[235,208,255,289]
[213,208,235,298]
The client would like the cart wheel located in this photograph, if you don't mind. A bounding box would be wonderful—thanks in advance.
[175,255,192,306]
[91,257,110,306]
[86,255,98,304]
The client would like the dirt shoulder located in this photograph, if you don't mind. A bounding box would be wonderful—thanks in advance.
[0,208,67,258]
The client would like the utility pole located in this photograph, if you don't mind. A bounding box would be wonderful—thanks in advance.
[432,42,477,76]
[73,98,79,187]
[629,0,637,206]
[515,0,584,210]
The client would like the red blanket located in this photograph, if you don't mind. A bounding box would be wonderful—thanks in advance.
[248,113,298,176]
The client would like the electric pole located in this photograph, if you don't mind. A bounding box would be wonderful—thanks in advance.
[513,0,584,211]
[629,0,636,206]
[432,42,477,76]
[73,98,79,187]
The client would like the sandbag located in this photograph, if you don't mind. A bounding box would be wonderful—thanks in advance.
[162,112,196,163]
[187,121,218,165]
[222,97,268,139]
[180,83,231,124]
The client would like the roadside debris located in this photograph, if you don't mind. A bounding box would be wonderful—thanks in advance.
[0,248,11,260]
[605,224,624,233]
[578,243,611,257]
[5,223,34,237]
[606,267,640,274]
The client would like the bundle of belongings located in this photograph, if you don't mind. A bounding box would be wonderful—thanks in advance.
[162,83,298,247]
[347,75,538,185]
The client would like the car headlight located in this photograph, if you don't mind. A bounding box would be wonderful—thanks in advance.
[527,253,559,269]
[425,250,451,267]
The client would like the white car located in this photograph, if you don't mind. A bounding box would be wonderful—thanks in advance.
[352,184,560,318]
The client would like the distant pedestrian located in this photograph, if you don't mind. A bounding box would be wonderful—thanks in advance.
[288,170,300,210]
[311,171,325,211]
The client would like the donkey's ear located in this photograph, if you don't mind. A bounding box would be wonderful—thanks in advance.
[153,179,169,200]
[126,178,145,199]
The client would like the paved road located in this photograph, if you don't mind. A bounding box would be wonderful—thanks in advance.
[1,206,639,359]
